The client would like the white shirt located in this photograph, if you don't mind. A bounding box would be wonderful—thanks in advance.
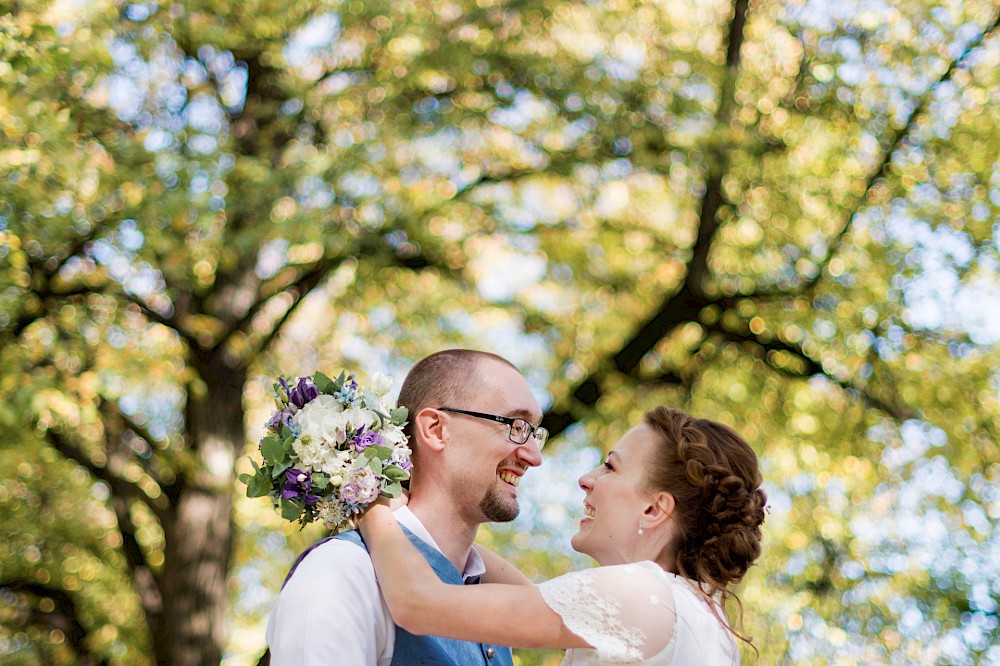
[265,507,486,666]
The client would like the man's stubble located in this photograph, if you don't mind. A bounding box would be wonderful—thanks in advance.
[479,484,519,523]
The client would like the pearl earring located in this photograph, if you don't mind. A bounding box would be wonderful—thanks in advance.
[638,521,648,535]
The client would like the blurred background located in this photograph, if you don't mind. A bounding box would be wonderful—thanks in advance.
[1,0,998,663]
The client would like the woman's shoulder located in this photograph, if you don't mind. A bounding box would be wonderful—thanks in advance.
[539,562,680,663]
[542,561,676,604]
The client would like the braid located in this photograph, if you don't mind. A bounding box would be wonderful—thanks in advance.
[643,407,767,648]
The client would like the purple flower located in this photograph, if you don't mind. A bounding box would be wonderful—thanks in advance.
[390,449,413,472]
[351,426,385,453]
[266,407,296,432]
[289,377,319,408]
[282,468,312,501]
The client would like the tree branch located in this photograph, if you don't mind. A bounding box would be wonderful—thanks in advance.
[802,9,1000,293]
[42,429,166,624]
[98,400,175,493]
[1,579,108,666]
[252,262,336,358]
[542,289,740,438]
[3,277,105,342]
[119,291,202,353]
[613,0,751,376]
[220,249,348,359]
[43,427,170,525]
[709,322,917,421]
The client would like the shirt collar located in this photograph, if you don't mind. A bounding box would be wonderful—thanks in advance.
[393,505,487,580]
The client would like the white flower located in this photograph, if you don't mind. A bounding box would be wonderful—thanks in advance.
[319,449,352,477]
[370,372,393,397]
[292,438,324,470]
[343,407,379,433]
[294,395,348,446]
[380,422,408,446]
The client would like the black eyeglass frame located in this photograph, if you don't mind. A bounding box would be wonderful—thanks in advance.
[437,407,548,450]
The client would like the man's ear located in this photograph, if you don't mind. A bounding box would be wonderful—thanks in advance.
[412,407,447,453]
[642,491,676,529]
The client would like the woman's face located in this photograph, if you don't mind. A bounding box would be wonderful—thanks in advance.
[571,423,661,565]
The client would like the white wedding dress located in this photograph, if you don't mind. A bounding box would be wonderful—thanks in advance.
[537,560,739,665]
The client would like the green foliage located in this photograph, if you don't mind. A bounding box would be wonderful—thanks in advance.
[2,0,999,663]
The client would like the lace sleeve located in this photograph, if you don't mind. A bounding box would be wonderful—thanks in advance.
[538,561,677,663]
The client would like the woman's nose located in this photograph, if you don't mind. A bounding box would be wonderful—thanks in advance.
[578,467,596,491]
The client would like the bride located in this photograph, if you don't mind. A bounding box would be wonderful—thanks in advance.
[359,406,767,664]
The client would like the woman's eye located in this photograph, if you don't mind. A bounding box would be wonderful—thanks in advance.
[603,460,613,470]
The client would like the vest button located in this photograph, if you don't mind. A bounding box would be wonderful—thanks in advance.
[486,647,495,659]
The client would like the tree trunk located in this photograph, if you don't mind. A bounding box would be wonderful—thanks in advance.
[157,357,246,665]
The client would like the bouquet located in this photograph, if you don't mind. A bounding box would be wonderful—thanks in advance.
[241,370,411,531]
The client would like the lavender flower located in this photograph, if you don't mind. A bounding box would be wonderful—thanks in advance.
[351,426,385,453]
[339,466,381,506]
[390,449,413,472]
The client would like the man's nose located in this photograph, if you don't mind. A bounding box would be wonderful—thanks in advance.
[517,438,543,468]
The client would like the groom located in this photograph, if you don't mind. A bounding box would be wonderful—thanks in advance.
[265,349,546,665]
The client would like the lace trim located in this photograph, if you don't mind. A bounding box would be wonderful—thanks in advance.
[539,570,646,663]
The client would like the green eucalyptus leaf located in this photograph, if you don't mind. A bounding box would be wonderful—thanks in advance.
[364,445,393,460]
[261,437,285,464]
[383,466,410,481]
[271,459,293,479]
[280,499,303,521]
[390,407,409,426]
[313,371,334,394]
[246,475,271,498]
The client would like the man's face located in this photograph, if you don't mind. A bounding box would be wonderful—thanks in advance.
[444,359,544,524]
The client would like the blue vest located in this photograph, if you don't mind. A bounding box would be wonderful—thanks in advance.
[282,528,513,666]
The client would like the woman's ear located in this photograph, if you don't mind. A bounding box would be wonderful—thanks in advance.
[642,491,676,529]
[412,407,447,453]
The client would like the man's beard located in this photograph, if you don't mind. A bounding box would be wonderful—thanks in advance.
[480,486,519,522]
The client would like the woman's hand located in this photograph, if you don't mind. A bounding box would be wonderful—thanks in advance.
[388,487,409,510]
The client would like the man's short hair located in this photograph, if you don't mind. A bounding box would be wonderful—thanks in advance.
[398,349,518,446]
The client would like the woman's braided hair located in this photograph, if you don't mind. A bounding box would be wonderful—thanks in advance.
[643,407,767,642]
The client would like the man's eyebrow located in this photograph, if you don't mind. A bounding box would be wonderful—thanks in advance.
[507,408,538,421]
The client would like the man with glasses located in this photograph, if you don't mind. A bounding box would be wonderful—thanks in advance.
[267,349,545,665]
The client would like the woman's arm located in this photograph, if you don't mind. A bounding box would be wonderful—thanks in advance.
[359,503,589,650]
[474,543,532,585]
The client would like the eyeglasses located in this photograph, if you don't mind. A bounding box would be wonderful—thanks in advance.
[438,408,549,450]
